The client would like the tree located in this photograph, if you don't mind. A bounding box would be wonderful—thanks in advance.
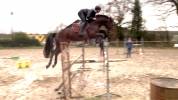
[104,0,133,26]
[146,0,178,16]
[102,0,133,40]
[12,32,41,47]
[130,0,143,41]
[146,0,178,35]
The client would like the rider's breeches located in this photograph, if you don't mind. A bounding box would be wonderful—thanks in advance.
[78,12,87,34]
[78,12,86,22]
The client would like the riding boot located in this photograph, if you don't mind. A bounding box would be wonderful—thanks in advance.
[79,22,87,36]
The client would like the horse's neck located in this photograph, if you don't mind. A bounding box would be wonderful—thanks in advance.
[89,20,100,27]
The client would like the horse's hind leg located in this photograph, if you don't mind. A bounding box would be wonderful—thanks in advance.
[46,52,54,69]
[52,49,60,68]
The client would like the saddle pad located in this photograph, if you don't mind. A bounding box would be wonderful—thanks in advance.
[72,22,80,33]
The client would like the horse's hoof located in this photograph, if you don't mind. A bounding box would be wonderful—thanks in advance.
[46,66,49,69]
[57,91,62,94]
[54,88,59,91]
[52,65,56,68]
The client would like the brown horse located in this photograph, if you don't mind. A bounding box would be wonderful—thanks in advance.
[43,14,114,68]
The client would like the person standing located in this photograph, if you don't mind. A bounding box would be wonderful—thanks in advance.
[126,37,133,58]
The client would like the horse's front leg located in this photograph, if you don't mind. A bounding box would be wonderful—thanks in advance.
[100,42,104,56]
[97,36,104,56]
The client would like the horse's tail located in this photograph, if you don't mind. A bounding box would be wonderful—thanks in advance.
[43,33,56,58]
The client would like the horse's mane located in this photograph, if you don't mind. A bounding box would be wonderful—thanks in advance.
[95,14,110,19]
[65,20,80,29]
[95,14,113,23]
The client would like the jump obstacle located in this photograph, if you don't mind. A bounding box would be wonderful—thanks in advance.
[59,42,88,99]
[60,42,72,99]
[59,40,123,100]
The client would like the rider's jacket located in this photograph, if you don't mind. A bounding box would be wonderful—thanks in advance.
[78,9,96,21]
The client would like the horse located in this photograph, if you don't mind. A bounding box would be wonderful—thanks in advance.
[43,14,114,68]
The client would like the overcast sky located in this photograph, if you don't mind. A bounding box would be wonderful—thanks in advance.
[0,0,178,34]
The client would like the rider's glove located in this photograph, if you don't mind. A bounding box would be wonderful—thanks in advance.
[93,18,96,20]
[86,17,89,21]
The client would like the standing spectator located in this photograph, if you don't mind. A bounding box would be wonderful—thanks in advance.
[126,37,133,58]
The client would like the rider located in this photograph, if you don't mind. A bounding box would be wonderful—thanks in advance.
[78,6,101,36]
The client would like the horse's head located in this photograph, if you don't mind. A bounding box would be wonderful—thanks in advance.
[95,15,114,31]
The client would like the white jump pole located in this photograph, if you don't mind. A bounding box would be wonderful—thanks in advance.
[60,42,71,99]
[104,38,111,100]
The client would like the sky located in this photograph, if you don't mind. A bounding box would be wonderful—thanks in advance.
[0,0,178,34]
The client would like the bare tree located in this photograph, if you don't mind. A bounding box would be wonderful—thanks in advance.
[145,0,178,31]
[146,0,178,16]
[102,0,133,26]
[100,0,134,40]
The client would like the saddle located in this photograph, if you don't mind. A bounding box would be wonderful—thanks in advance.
[71,19,94,33]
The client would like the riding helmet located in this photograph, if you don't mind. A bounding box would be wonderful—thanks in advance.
[95,6,101,11]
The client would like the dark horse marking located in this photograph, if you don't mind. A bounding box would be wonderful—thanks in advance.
[43,15,114,68]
